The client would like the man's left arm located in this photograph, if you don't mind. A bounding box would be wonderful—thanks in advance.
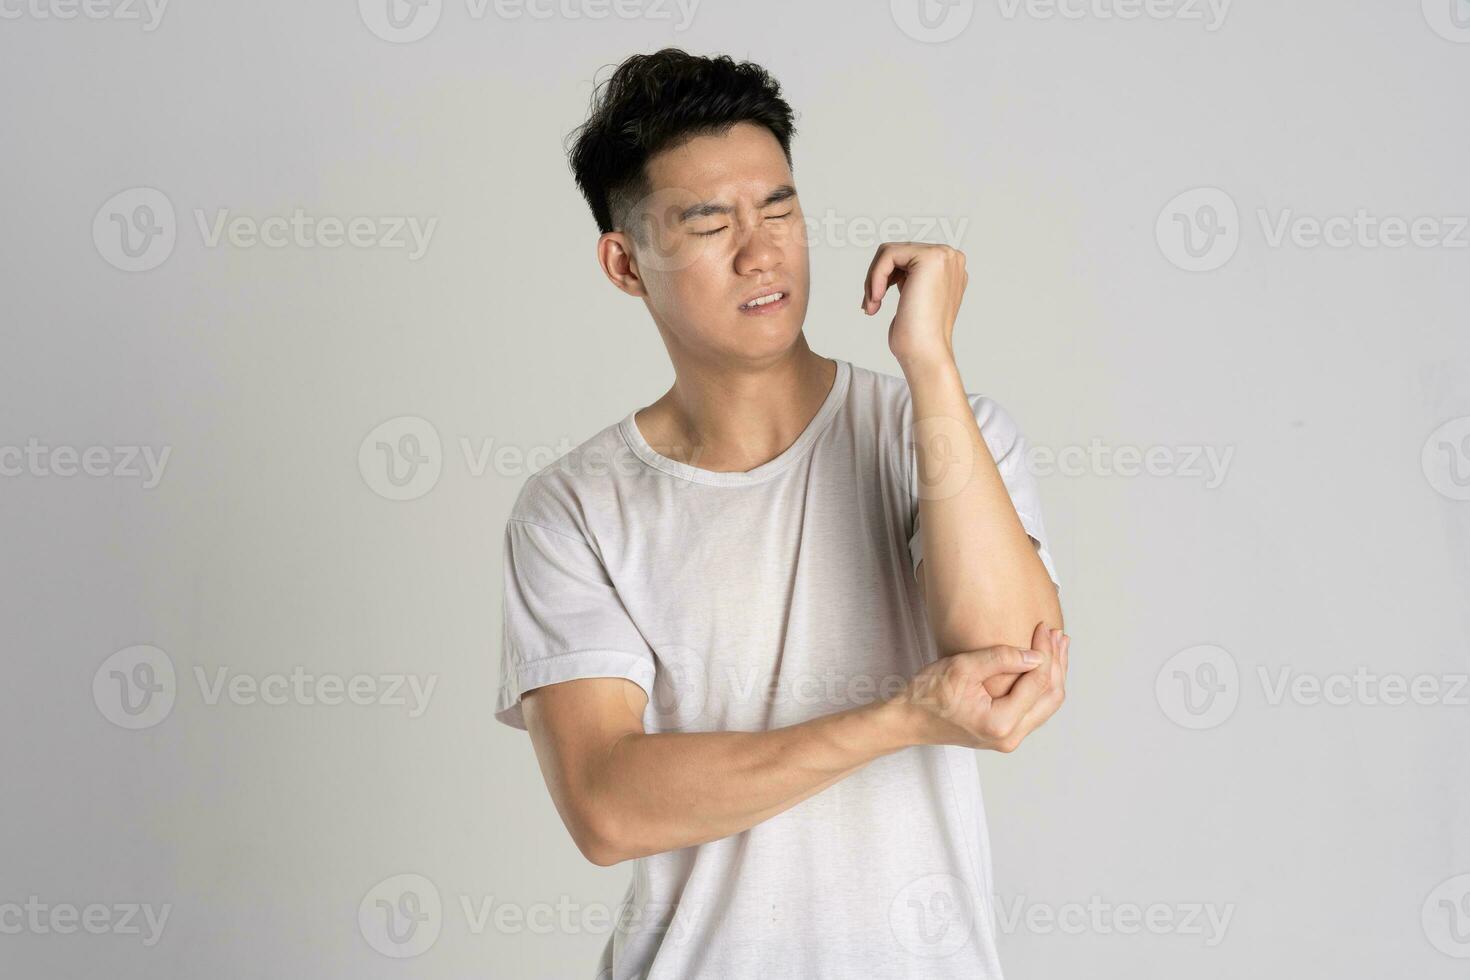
[863,241,1064,659]
[906,354,1062,650]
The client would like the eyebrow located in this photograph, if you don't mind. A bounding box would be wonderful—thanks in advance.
[677,185,797,223]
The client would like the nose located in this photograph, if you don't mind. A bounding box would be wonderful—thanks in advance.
[733,217,785,278]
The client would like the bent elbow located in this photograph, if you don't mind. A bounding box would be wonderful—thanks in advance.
[568,806,629,867]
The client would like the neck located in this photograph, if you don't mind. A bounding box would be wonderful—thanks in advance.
[635,341,838,473]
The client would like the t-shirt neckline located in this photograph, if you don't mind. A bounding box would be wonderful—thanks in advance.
[618,358,852,487]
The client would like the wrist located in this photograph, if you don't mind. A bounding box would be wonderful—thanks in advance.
[896,348,959,384]
[867,689,927,752]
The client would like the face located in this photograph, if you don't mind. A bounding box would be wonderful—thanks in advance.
[600,121,811,364]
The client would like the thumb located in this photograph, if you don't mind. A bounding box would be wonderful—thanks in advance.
[971,645,1045,680]
[1030,620,1057,655]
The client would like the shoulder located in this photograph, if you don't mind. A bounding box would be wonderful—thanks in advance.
[847,359,1025,451]
[506,419,632,540]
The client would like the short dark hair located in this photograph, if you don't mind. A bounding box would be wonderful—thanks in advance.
[566,48,798,236]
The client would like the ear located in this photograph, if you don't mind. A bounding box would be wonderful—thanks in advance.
[597,231,647,298]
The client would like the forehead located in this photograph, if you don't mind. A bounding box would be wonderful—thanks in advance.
[643,121,792,199]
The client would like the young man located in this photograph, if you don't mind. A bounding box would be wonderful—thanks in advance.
[496,48,1069,979]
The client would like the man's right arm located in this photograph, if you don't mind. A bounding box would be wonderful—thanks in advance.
[521,627,1066,866]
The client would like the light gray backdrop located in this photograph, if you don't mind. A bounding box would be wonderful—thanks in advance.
[3,1,1468,977]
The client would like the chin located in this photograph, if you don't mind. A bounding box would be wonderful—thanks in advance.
[722,317,805,360]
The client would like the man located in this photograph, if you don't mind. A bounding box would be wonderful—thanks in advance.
[496,48,1069,979]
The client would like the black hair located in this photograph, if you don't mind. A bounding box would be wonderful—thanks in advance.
[566,48,798,237]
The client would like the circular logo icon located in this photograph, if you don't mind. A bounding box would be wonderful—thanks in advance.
[1422,416,1470,501]
[358,873,442,958]
[358,0,442,43]
[623,186,720,275]
[1156,187,1240,272]
[890,872,975,958]
[1423,0,1470,43]
[648,644,710,732]
[906,414,976,502]
[93,645,177,730]
[359,416,442,501]
[93,187,176,273]
[1155,643,1238,730]
[1422,873,1470,957]
[890,0,975,43]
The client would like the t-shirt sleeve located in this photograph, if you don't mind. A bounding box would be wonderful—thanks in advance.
[495,517,657,731]
[907,395,1061,592]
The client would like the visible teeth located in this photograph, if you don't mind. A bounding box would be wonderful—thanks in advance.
[742,292,785,309]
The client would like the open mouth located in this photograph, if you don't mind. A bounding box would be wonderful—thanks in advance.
[738,290,789,314]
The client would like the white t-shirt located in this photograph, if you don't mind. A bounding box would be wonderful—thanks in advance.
[496,356,1059,979]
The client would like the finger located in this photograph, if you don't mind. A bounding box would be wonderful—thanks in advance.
[862,242,920,313]
[1014,637,1069,736]
[985,627,1056,702]
[1012,680,1063,742]
[983,647,1055,734]
[981,671,1022,700]
[963,645,1046,682]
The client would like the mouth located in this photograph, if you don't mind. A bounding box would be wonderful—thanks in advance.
[737,289,791,315]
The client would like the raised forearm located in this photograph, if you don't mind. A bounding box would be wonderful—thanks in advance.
[583,698,913,864]
[903,354,1062,651]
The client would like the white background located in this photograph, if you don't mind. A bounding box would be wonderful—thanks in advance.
[2,0,1468,976]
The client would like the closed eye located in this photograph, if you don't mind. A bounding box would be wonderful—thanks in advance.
[692,211,795,237]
